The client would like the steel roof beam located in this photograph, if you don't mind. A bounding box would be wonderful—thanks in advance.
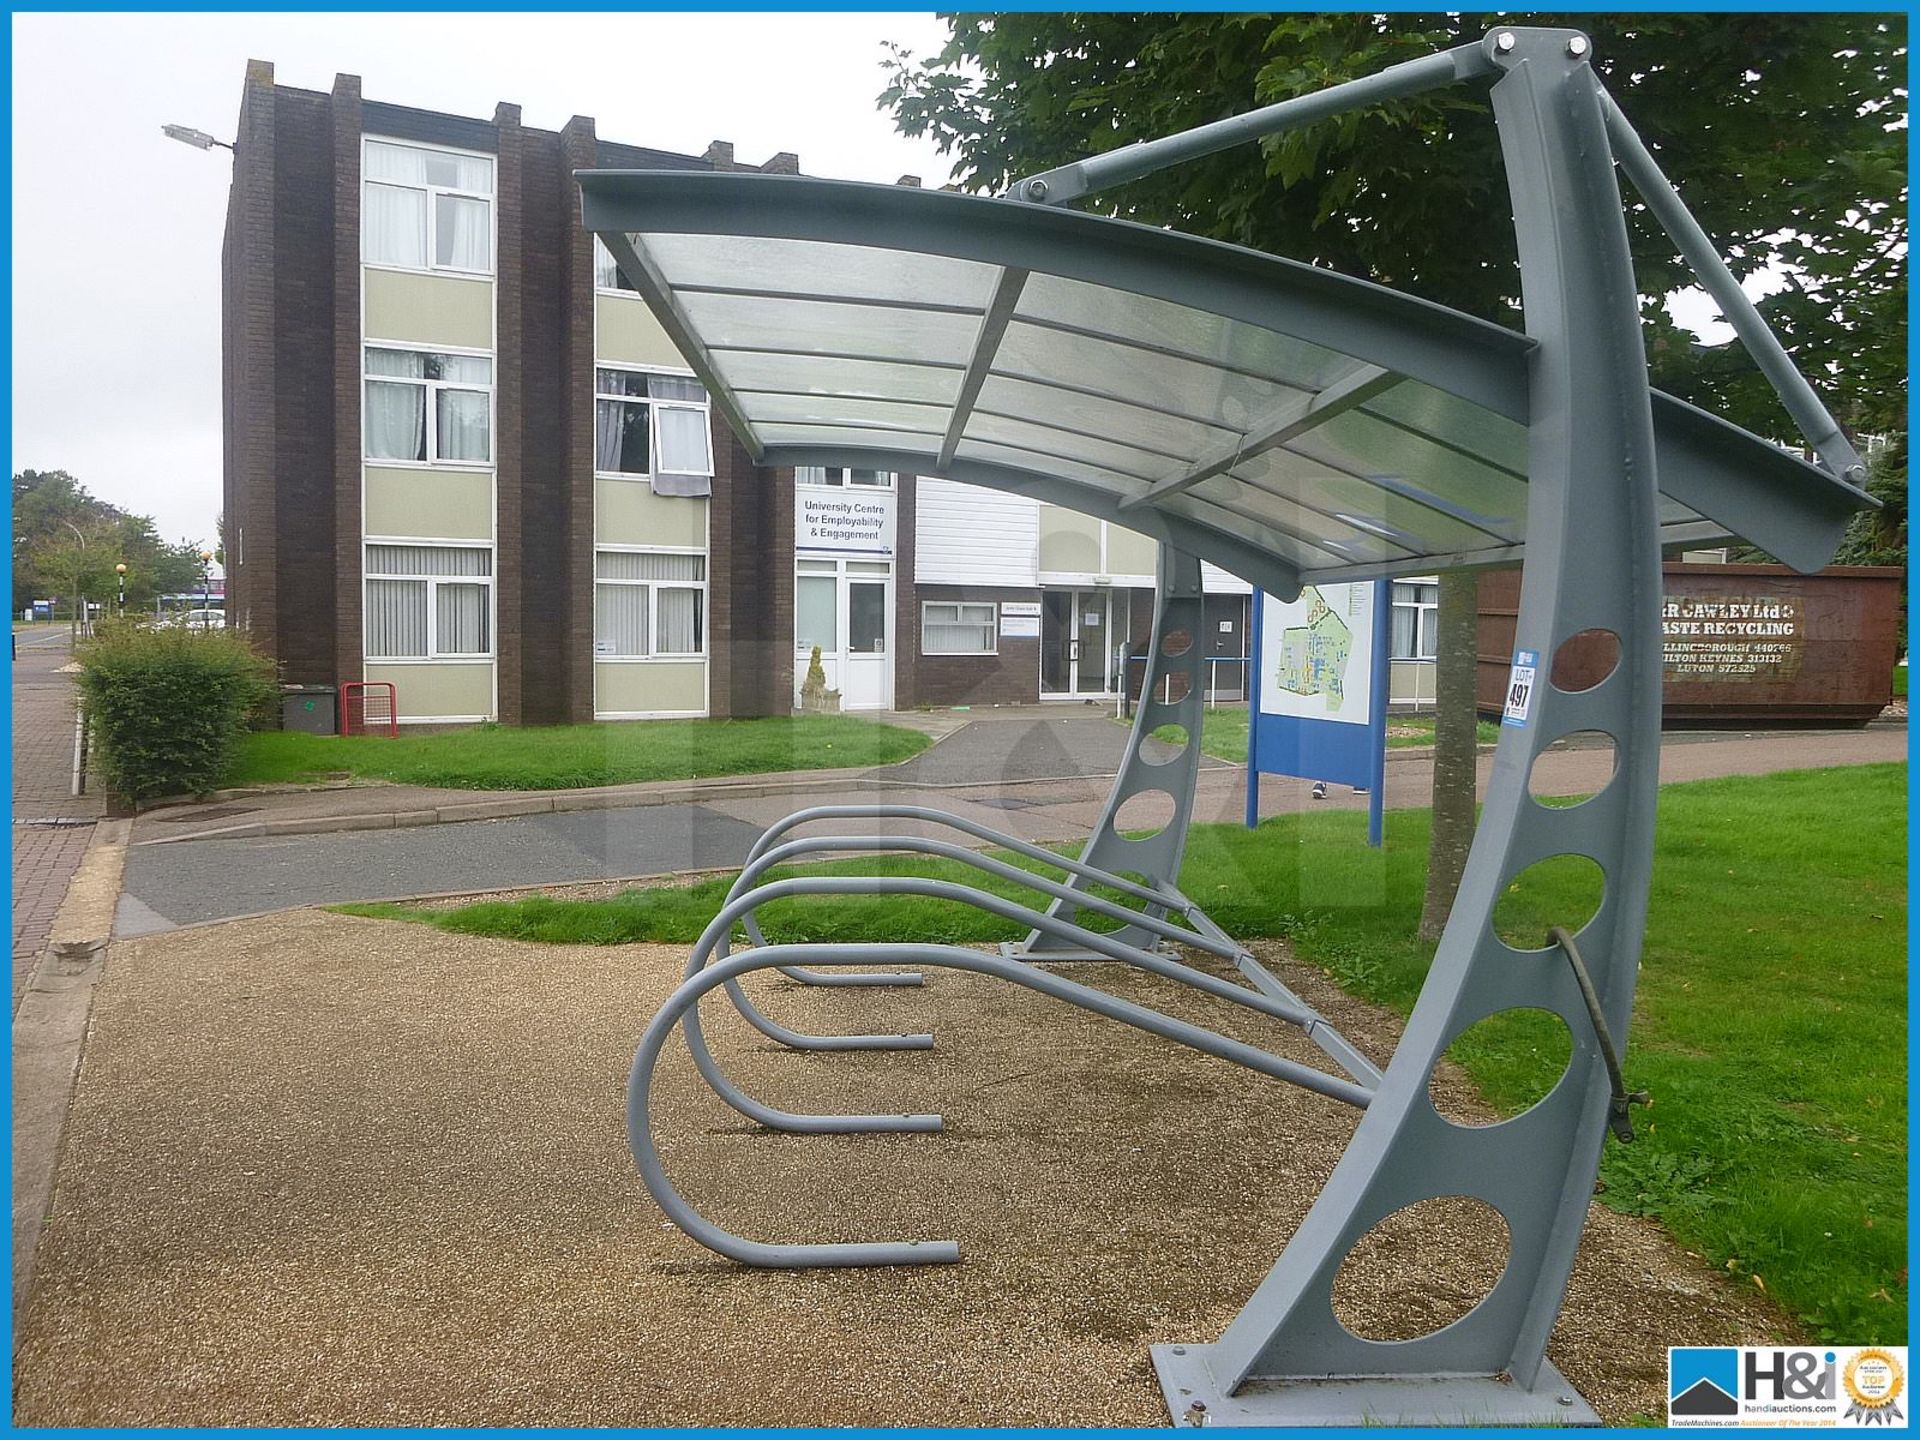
[1118,362,1401,511]
[938,267,1029,470]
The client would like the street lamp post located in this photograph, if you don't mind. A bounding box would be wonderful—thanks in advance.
[62,520,87,638]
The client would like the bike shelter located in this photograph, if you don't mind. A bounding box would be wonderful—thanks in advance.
[579,28,1875,1426]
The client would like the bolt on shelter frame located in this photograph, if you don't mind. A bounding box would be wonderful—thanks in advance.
[580,26,1875,1427]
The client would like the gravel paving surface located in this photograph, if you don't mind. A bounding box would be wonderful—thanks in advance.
[16,910,1787,1426]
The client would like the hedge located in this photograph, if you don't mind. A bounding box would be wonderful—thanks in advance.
[76,623,278,806]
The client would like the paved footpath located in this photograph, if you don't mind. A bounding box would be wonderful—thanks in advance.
[12,629,103,1012]
[116,714,1905,934]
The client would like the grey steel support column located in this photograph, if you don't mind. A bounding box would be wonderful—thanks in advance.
[1152,29,1662,1425]
[1016,546,1207,956]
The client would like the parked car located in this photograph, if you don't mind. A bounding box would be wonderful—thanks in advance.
[168,608,226,631]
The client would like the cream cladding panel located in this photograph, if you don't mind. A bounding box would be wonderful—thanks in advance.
[596,661,706,715]
[1037,505,1103,575]
[366,661,495,721]
[365,468,492,540]
[1105,522,1160,580]
[596,481,707,548]
[365,270,493,350]
[597,294,685,369]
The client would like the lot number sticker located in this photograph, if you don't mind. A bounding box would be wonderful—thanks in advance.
[1503,649,1539,728]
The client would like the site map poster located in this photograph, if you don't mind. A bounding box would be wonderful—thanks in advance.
[1257,582,1378,726]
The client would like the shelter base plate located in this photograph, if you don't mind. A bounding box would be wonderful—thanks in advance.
[1150,1343,1600,1427]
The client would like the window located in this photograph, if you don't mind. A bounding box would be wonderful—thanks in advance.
[362,139,493,274]
[593,235,642,293]
[1392,581,1439,660]
[795,466,894,488]
[595,368,714,494]
[365,349,493,465]
[923,601,996,655]
[795,558,837,654]
[364,544,492,659]
[594,551,707,657]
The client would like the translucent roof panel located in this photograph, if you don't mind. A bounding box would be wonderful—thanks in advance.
[721,354,964,408]
[678,292,982,365]
[1015,273,1360,391]
[644,232,1004,310]
[579,171,1871,592]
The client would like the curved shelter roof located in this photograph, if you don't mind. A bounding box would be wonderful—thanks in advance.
[578,171,1869,598]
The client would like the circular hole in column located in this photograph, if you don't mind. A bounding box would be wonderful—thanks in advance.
[1527,731,1617,809]
[1113,790,1172,838]
[1491,854,1605,951]
[1550,629,1621,693]
[1143,723,1190,764]
[1331,1196,1511,1341]
[1160,627,1194,658]
[1429,1008,1574,1126]
[1156,670,1193,704]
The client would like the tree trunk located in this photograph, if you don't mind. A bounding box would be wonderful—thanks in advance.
[1417,569,1482,941]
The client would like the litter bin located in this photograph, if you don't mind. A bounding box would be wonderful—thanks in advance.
[280,684,337,735]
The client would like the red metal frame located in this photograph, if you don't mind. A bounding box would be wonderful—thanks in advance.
[340,681,398,738]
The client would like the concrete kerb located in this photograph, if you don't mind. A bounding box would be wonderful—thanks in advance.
[13,817,132,1331]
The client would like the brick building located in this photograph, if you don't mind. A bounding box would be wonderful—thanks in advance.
[223,65,1444,723]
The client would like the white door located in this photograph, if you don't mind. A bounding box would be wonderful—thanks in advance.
[794,558,893,711]
[841,572,891,710]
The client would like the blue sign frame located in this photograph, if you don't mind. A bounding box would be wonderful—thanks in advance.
[1245,580,1391,847]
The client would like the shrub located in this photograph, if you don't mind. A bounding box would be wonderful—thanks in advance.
[76,622,278,805]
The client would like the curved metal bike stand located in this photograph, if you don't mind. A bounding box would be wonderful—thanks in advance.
[1019,546,1209,957]
[711,802,1382,1088]
[739,802,1175,988]
[630,939,1372,1268]
[676,873,1373,1138]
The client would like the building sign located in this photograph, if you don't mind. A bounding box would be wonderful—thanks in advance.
[1662,592,1804,682]
[1257,581,1378,725]
[797,489,895,556]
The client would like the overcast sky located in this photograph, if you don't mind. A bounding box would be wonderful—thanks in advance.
[11,11,963,550]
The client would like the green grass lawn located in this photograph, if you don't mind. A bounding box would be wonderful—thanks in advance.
[343,762,1907,1341]
[1894,664,1907,698]
[1144,705,1500,762]
[228,713,932,791]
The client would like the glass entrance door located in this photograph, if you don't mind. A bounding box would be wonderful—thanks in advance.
[1040,589,1116,697]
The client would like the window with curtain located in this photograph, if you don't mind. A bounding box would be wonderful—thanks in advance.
[922,601,997,655]
[1391,581,1439,660]
[364,544,493,659]
[594,551,706,658]
[593,235,642,293]
[594,369,713,497]
[363,138,493,275]
[365,349,492,465]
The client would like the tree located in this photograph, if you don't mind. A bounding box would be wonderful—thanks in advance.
[13,469,213,618]
[882,12,1907,926]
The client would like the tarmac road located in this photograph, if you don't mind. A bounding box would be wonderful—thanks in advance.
[116,717,1905,936]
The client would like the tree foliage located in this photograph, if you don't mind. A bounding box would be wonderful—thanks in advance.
[13,469,208,615]
[881,12,1907,440]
